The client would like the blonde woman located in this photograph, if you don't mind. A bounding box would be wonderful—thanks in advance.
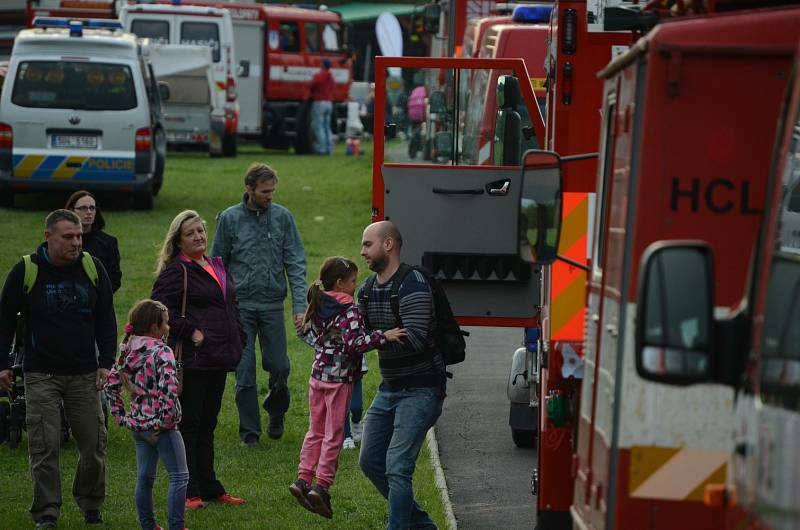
[151,210,246,510]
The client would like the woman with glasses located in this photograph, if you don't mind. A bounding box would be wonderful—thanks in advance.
[65,190,122,293]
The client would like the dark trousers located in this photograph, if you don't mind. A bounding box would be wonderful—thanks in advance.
[179,370,227,500]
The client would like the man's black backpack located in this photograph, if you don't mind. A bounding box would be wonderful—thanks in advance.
[361,264,468,375]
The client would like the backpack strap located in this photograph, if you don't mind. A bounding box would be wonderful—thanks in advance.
[22,254,36,294]
[388,263,414,327]
[22,252,98,294]
[360,274,378,329]
[80,252,99,287]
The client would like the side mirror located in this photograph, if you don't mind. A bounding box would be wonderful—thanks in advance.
[157,81,170,102]
[519,150,562,265]
[423,3,441,33]
[635,242,715,385]
[237,60,250,78]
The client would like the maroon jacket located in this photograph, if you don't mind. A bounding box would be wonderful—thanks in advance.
[308,68,334,101]
[151,255,244,372]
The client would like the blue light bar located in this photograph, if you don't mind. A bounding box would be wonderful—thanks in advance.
[512,5,553,24]
[32,17,123,33]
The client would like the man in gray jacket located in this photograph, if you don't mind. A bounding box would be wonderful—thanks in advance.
[212,163,307,444]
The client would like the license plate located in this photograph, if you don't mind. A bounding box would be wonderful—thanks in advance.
[52,135,98,149]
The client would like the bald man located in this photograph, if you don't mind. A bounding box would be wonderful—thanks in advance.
[358,221,444,530]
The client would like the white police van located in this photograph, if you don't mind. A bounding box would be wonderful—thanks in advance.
[0,18,167,209]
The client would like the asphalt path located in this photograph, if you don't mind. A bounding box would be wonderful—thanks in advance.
[436,326,538,529]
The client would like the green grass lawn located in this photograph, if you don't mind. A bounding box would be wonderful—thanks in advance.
[0,143,447,529]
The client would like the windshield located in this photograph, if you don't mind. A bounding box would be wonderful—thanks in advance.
[12,61,137,111]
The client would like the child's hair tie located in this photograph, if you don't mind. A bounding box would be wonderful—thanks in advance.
[313,279,323,287]
[123,323,134,334]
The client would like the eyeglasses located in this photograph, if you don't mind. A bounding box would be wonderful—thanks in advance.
[74,205,96,212]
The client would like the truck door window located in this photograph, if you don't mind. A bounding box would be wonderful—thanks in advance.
[180,22,220,63]
[593,99,616,273]
[280,22,300,52]
[760,112,800,409]
[322,23,341,52]
[130,19,169,45]
[305,23,319,52]
[382,66,539,166]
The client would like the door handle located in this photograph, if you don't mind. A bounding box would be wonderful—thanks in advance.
[487,180,510,196]
[606,324,618,338]
[432,187,484,195]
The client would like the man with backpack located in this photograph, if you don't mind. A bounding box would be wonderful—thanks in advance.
[0,209,116,529]
[357,220,446,530]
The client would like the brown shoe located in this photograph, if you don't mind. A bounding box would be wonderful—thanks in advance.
[288,479,315,513]
[308,485,333,519]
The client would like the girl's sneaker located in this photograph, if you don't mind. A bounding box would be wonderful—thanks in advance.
[351,421,363,443]
[308,485,333,519]
[342,436,355,450]
[289,479,315,513]
[215,492,246,505]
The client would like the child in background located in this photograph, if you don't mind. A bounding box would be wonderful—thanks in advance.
[105,299,188,530]
[290,257,406,519]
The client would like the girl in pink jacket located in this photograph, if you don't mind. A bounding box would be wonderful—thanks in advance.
[289,257,405,519]
[105,299,188,530]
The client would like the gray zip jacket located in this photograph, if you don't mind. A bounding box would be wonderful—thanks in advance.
[211,193,307,314]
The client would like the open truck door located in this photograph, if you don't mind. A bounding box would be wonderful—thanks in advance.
[372,56,554,327]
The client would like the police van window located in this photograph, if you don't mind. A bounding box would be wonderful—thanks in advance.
[280,22,299,52]
[130,19,169,45]
[181,22,220,62]
[12,61,136,111]
[305,23,319,52]
[323,23,340,52]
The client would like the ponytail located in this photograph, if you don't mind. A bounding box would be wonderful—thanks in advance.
[302,280,325,331]
[303,256,358,331]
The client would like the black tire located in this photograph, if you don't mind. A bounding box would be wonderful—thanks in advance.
[133,188,154,210]
[0,191,13,208]
[222,132,237,157]
[8,426,20,449]
[512,428,537,449]
[0,401,9,443]
[294,103,314,155]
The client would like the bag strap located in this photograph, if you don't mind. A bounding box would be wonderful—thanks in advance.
[175,264,188,365]
[360,273,377,329]
[388,263,414,327]
[22,255,36,294]
[80,252,99,287]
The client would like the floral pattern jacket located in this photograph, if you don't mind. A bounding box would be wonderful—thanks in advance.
[105,335,182,431]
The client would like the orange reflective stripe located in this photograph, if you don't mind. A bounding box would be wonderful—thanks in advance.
[550,193,589,340]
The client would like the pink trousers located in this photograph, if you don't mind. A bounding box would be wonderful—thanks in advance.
[297,377,353,489]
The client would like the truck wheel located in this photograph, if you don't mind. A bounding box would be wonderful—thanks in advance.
[294,103,314,154]
[0,191,13,208]
[512,428,537,449]
[222,132,237,157]
[133,186,154,210]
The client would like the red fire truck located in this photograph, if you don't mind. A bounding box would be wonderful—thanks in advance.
[633,41,800,530]
[159,0,352,154]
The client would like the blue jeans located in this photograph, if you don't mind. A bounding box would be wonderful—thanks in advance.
[236,306,290,441]
[132,429,189,530]
[311,100,333,155]
[344,378,363,438]
[359,384,443,530]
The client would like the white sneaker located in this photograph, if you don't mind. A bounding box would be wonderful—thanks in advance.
[342,437,356,450]
[351,421,363,443]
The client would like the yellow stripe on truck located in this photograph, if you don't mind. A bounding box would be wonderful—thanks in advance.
[630,446,728,502]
